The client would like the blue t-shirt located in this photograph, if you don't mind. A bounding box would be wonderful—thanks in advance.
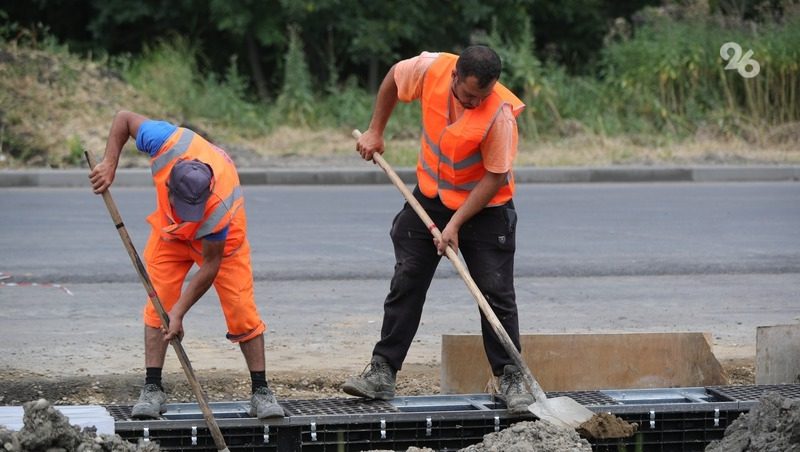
[136,120,228,241]
[136,120,177,157]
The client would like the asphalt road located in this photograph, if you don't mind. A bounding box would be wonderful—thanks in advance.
[0,182,798,376]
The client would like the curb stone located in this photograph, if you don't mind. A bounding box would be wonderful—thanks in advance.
[0,165,798,187]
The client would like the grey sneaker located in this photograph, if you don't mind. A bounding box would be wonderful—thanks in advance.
[342,356,396,400]
[131,384,167,419]
[249,386,285,419]
[498,365,535,414]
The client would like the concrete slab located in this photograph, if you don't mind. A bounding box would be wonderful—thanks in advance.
[756,324,800,384]
[441,332,726,393]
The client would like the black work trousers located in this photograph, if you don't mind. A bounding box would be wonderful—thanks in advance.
[372,186,521,376]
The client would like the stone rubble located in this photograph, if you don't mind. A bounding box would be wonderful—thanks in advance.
[705,391,800,452]
[0,399,158,452]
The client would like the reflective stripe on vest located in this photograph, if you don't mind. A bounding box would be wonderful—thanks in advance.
[195,186,243,239]
[151,130,196,176]
[422,129,483,170]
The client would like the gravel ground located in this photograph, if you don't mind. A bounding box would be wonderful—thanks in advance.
[0,366,441,406]
[0,360,752,407]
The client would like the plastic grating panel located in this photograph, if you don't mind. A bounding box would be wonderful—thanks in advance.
[707,384,800,402]
[117,425,282,452]
[115,419,511,452]
[282,398,398,416]
[545,390,617,406]
[105,405,134,421]
[590,410,746,452]
[114,411,746,452]
[297,418,511,452]
[107,398,398,421]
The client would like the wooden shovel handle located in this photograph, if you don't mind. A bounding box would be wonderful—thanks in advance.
[352,130,548,403]
[85,152,230,452]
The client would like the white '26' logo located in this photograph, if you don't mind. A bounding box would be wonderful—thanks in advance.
[720,42,760,78]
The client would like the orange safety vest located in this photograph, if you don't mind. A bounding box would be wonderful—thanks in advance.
[146,128,246,256]
[418,53,525,210]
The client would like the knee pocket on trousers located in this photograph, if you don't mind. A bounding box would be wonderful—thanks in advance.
[393,257,433,280]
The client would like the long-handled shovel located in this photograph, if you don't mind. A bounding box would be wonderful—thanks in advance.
[85,152,230,452]
[352,130,596,430]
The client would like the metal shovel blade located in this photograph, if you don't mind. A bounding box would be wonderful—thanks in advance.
[529,396,595,430]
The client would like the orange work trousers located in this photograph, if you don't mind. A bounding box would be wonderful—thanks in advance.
[142,231,265,343]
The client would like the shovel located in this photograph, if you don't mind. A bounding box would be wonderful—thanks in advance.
[85,151,231,452]
[352,130,595,430]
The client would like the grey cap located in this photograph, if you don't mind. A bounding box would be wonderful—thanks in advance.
[168,160,212,222]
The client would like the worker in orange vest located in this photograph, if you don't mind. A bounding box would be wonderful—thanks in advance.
[89,111,284,419]
[344,45,534,413]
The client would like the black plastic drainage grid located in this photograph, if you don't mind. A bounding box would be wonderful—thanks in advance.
[109,385,800,451]
[590,410,746,452]
[112,412,743,452]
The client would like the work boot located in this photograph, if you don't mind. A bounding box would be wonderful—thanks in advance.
[249,385,285,419]
[131,384,167,419]
[498,365,535,415]
[342,356,396,400]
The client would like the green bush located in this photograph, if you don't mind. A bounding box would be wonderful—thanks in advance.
[118,10,799,146]
[123,37,268,134]
[599,12,800,138]
[273,25,315,128]
[474,6,799,143]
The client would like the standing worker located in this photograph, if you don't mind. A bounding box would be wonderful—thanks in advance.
[89,111,284,419]
[343,45,534,413]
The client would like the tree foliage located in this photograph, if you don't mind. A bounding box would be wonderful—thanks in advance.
[4,0,796,147]
[2,0,659,96]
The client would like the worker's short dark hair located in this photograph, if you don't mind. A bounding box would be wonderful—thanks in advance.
[179,122,214,144]
[456,45,502,89]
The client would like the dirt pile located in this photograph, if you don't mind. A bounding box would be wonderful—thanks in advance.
[0,398,157,451]
[459,420,592,452]
[578,412,638,439]
[705,392,800,452]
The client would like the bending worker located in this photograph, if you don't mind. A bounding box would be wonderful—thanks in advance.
[343,45,534,413]
[89,111,284,419]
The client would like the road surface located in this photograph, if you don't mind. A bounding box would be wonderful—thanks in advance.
[0,182,798,376]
